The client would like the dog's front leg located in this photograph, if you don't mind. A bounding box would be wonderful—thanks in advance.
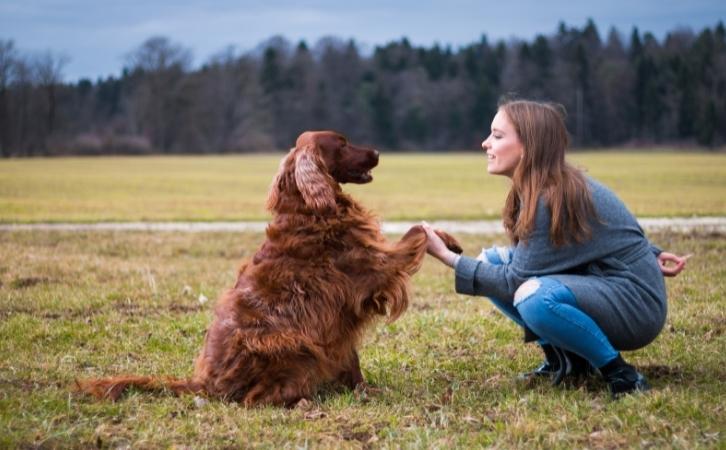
[337,350,364,390]
[361,226,463,321]
[391,225,462,274]
[389,225,429,274]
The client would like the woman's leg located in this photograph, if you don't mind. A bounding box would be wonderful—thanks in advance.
[476,246,529,328]
[513,276,618,367]
[475,247,575,378]
[513,276,650,396]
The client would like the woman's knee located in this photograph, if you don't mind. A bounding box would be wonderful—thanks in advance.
[513,278,542,306]
[513,277,576,324]
[513,279,546,326]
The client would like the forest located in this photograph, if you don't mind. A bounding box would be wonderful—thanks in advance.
[0,19,724,156]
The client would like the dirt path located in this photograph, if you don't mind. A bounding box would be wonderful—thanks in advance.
[1,217,724,234]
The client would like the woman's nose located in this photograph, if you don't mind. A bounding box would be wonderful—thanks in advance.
[481,138,489,150]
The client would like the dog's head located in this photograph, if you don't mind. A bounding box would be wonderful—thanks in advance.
[267,131,379,213]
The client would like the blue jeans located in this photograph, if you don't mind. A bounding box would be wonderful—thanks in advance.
[478,246,619,368]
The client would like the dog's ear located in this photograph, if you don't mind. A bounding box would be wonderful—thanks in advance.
[266,150,295,212]
[294,144,337,212]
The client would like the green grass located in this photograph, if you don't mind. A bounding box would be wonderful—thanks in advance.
[1,152,725,222]
[0,230,724,448]
[1,151,724,447]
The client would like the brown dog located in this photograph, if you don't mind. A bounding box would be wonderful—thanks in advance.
[78,131,462,406]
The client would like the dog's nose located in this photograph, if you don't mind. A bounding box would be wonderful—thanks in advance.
[371,150,380,164]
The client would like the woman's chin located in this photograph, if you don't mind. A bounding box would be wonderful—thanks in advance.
[487,164,514,177]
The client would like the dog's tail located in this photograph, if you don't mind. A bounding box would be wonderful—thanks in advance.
[76,375,204,401]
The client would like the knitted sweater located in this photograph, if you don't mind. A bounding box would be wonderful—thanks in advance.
[454,178,667,350]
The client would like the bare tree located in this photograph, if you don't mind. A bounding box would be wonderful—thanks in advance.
[0,40,17,156]
[124,36,193,151]
[2,21,725,156]
[125,36,192,73]
[33,50,69,137]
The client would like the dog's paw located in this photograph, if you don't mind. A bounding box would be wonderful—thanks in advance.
[354,382,383,402]
[401,224,425,240]
[434,229,463,254]
[294,398,314,410]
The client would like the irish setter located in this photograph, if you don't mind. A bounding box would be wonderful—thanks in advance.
[78,131,462,406]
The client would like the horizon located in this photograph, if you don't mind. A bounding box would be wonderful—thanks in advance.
[1,0,725,82]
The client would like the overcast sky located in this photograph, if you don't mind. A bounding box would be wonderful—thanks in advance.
[1,0,724,81]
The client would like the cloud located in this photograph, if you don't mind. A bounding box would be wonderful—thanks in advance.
[1,0,722,81]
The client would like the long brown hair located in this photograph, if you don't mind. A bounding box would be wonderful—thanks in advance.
[499,99,597,247]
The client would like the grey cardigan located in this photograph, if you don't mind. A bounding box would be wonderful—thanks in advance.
[454,178,667,350]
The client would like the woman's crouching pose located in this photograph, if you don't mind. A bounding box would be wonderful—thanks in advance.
[422,99,689,398]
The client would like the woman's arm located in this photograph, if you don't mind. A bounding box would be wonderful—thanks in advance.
[421,222,521,299]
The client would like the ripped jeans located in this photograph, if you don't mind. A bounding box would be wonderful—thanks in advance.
[478,246,619,368]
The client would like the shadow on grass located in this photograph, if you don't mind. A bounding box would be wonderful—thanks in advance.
[640,363,724,384]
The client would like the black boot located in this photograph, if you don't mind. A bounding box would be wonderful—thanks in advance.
[562,349,597,380]
[549,347,597,385]
[600,354,651,399]
[519,343,561,380]
[520,344,597,386]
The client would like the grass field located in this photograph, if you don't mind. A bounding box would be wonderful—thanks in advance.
[1,151,725,448]
[1,152,725,222]
[0,229,724,448]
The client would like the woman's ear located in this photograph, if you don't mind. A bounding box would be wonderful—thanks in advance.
[294,144,337,212]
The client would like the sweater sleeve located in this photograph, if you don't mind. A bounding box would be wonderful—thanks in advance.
[454,253,522,300]
[453,198,557,300]
[452,215,560,300]
[454,181,648,300]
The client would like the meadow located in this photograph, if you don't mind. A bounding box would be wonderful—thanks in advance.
[0,151,725,222]
[0,230,723,448]
[0,152,724,448]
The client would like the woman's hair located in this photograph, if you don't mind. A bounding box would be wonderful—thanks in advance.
[498,99,597,246]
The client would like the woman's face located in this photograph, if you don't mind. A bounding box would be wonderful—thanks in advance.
[481,110,524,178]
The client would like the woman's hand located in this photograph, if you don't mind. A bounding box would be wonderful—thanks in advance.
[657,252,691,277]
[421,222,459,267]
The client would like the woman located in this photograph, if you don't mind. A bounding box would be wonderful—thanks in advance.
[422,99,688,398]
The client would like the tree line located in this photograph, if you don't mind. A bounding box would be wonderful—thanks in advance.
[1,19,725,157]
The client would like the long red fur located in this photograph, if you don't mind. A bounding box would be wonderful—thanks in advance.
[77,131,462,406]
